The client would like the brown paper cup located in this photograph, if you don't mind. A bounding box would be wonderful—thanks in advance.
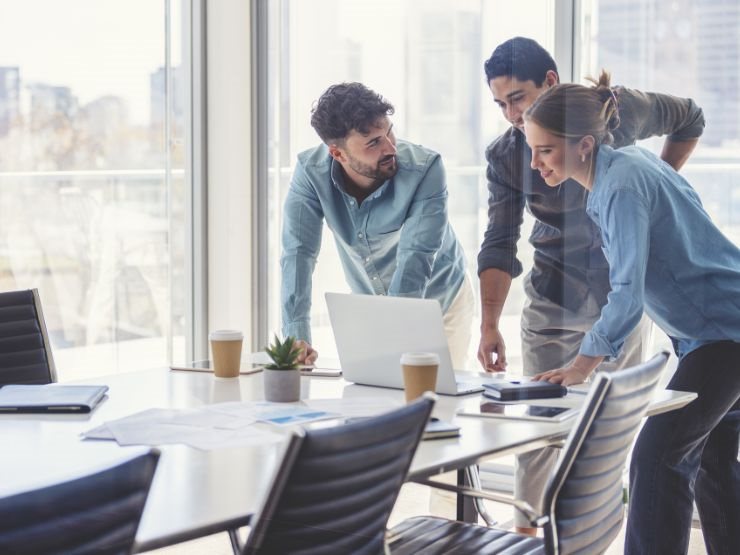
[210,330,243,378]
[400,352,439,402]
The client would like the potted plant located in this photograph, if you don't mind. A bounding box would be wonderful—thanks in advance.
[263,335,302,402]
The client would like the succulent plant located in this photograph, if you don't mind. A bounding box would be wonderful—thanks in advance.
[264,335,301,370]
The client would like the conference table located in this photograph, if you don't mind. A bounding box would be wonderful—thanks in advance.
[0,365,696,552]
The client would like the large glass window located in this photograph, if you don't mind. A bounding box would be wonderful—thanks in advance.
[0,0,189,379]
[582,0,740,243]
[581,0,740,351]
[265,0,554,367]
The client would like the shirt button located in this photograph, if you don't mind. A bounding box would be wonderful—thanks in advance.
[349,199,355,205]
[372,276,378,280]
[358,232,364,239]
[365,257,370,263]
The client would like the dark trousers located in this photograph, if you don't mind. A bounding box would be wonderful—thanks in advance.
[626,341,740,555]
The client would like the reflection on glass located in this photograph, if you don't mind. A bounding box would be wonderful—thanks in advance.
[584,0,740,245]
[0,0,187,378]
[266,0,554,366]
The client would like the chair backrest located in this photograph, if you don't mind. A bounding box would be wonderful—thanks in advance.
[542,351,669,555]
[0,450,159,555]
[243,395,435,555]
[0,288,57,385]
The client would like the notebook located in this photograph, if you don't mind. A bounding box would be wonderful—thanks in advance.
[423,418,461,440]
[482,380,566,401]
[325,292,487,395]
[0,384,109,413]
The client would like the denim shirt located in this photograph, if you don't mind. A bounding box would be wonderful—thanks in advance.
[281,140,467,343]
[478,87,705,311]
[581,145,740,359]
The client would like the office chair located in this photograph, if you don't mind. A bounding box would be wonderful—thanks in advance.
[0,288,57,385]
[387,351,670,555]
[231,394,435,555]
[0,449,159,555]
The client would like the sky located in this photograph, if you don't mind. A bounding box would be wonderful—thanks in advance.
[0,0,183,124]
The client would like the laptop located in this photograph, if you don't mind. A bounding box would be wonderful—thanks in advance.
[325,292,487,395]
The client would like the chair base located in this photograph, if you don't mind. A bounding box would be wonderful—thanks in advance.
[387,516,545,555]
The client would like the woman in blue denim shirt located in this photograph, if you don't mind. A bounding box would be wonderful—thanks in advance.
[523,72,740,554]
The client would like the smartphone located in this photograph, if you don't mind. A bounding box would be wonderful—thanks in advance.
[169,360,264,375]
[299,367,342,377]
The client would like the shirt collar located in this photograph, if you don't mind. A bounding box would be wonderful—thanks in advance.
[592,144,615,196]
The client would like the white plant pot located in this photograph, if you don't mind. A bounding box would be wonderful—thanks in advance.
[263,368,301,402]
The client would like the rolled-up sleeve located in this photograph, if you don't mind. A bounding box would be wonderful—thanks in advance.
[477,149,525,277]
[388,155,447,298]
[280,162,324,343]
[580,187,650,359]
[617,88,705,143]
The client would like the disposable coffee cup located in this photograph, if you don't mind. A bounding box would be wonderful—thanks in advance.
[209,330,244,378]
[400,352,439,402]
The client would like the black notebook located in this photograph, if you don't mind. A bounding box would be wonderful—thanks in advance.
[482,380,566,401]
[0,384,109,413]
[423,418,460,440]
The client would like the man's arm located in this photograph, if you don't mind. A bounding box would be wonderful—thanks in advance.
[280,162,324,349]
[476,148,526,372]
[387,155,448,298]
[478,268,512,371]
[661,137,698,171]
[617,88,705,170]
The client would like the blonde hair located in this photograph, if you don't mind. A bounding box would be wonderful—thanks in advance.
[524,70,620,145]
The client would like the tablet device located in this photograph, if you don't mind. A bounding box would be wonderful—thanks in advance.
[458,402,578,423]
[0,384,108,414]
[169,360,264,374]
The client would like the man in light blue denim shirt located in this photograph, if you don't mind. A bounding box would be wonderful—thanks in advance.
[281,82,472,367]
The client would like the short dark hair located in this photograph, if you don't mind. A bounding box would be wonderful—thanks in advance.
[310,82,395,144]
[483,37,558,87]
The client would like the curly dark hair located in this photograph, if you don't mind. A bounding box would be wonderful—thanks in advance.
[310,82,395,144]
[484,37,558,87]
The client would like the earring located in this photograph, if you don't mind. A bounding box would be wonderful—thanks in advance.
[580,154,586,163]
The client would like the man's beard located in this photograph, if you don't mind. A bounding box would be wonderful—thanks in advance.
[347,153,397,183]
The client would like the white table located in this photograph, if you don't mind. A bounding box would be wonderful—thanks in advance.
[0,368,696,552]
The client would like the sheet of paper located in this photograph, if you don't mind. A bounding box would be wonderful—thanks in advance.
[185,426,283,450]
[81,406,279,451]
[303,397,402,418]
[207,401,340,426]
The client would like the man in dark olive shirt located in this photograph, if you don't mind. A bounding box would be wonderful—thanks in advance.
[476,37,705,535]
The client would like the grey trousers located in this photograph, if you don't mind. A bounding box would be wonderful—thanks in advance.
[514,273,649,528]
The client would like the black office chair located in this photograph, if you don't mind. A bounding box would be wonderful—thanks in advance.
[0,449,159,555]
[0,288,57,385]
[387,351,670,555]
[231,394,435,555]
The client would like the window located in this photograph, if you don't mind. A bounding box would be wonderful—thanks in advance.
[0,0,190,379]
[580,0,740,353]
[264,0,555,367]
[581,0,740,244]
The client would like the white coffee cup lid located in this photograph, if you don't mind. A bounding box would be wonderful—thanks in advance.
[400,352,440,366]
[209,329,243,341]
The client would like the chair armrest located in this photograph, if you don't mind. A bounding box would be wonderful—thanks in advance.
[413,477,550,527]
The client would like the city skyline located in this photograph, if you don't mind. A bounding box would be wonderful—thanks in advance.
[0,0,182,125]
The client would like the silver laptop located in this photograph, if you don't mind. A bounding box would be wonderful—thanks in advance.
[325,292,486,395]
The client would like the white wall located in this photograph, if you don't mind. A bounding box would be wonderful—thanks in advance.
[206,0,253,348]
